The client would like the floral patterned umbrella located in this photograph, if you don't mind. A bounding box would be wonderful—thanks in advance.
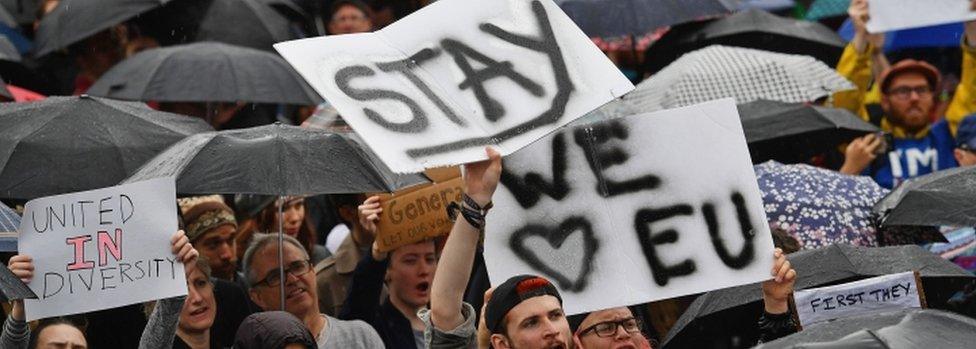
[754,161,889,249]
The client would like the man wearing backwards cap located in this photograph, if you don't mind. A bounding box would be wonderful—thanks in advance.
[421,148,798,349]
[837,0,976,188]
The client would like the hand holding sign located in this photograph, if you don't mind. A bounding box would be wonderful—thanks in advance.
[762,249,797,314]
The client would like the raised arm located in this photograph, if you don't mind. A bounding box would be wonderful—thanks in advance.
[138,230,199,349]
[429,147,502,331]
[1,255,34,349]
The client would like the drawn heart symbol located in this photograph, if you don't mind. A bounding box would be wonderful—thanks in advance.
[509,216,600,292]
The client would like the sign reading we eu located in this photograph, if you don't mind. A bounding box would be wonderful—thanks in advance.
[275,0,634,173]
[18,177,186,321]
[485,99,776,315]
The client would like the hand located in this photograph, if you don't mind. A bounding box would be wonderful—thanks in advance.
[171,230,199,275]
[840,134,882,175]
[761,248,797,314]
[8,255,34,321]
[358,196,382,238]
[477,288,495,349]
[463,147,502,207]
[848,0,869,34]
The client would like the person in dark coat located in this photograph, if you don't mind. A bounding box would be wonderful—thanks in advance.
[339,196,437,349]
[233,311,317,349]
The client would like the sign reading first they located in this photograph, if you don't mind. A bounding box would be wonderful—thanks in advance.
[18,177,186,321]
[275,0,634,173]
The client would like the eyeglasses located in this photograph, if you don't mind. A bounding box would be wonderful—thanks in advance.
[886,86,933,99]
[252,260,311,288]
[578,317,641,338]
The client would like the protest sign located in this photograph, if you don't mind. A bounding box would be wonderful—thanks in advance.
[867,0,976,33]
[275,0,634,173]
[792,271,925,328]
[374,167,463,252]
[484,98,776,315]
[17,177,186,321]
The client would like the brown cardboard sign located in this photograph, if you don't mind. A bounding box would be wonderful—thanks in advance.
[375,169,463,252]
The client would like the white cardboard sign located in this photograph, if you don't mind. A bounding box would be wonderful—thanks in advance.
[484,99,776,315]
[793,272,922,327]
[274,0,634,173]
[867,0,976,33]
[17,177,187,321]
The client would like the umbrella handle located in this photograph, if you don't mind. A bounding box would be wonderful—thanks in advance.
[278,196,286,311]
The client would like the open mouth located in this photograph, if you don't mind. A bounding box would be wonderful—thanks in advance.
[416,281,430,292]
[188,306,209,317]
[286,287,306,300]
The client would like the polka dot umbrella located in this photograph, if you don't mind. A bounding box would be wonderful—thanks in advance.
[754,161,889,249]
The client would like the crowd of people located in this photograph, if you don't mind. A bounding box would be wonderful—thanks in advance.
[1,0,976,348]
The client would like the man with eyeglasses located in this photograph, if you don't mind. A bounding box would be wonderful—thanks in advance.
[837,0,976,188]
[242,234,383,348]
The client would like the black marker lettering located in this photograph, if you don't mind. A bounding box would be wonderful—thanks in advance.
[509,217,598,292]
[634,205,696,286]
[703,192,755,269]
[500,132,570,208]
[574,122,660,197]
[440,38,543,122]
[377,48,465,126]
[335,65,429,133]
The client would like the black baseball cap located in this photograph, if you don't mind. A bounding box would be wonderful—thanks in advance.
[485,275,563,334]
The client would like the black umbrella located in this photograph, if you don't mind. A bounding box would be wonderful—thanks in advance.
[873,166,976,229]
[645,9,846,73]
[0,95,213,199]
[554,0,736,39]
[136,0,292,52]
[738,99,879,163]
[0,0,39,26]
[661,244,974,348]
[122,122,427,195]
[32,0,169,57]
[757,309,976,348]
[122,122,428,308]
[87,42,321,105]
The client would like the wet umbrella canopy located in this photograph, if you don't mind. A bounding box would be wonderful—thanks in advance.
[554,0,737,39]
[87,42,322,105]
[757,309,976,348]
[873,166,976,229]
[32,0,170,57]
[123,122,428,195]
[646,9,846,72]
[755,161,889,249]
[661,244,973,348]
[739,100,879,163]
[136,0,293,52]
[624,45,854,112]
[0,95,213,199]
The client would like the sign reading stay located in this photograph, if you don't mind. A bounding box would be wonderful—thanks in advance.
[18,178,187,321]
[793,271,925,328]
[275,0,634,173]
[484,99,776,315]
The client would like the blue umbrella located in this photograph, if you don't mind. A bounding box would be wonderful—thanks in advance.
[754,161,889,249]
[0,201,18,252]
[838,18,964,52]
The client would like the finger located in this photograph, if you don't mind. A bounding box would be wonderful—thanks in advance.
[483,287,495,303]
[178,243,193,259]
[365,196,380,204]
[866,135,882,149]
[776,261,792,283]
[784,269,797,283]
[171,230,185,244]
[9,262,33,272]
[367,214,380,222]
[9,255,31,263]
